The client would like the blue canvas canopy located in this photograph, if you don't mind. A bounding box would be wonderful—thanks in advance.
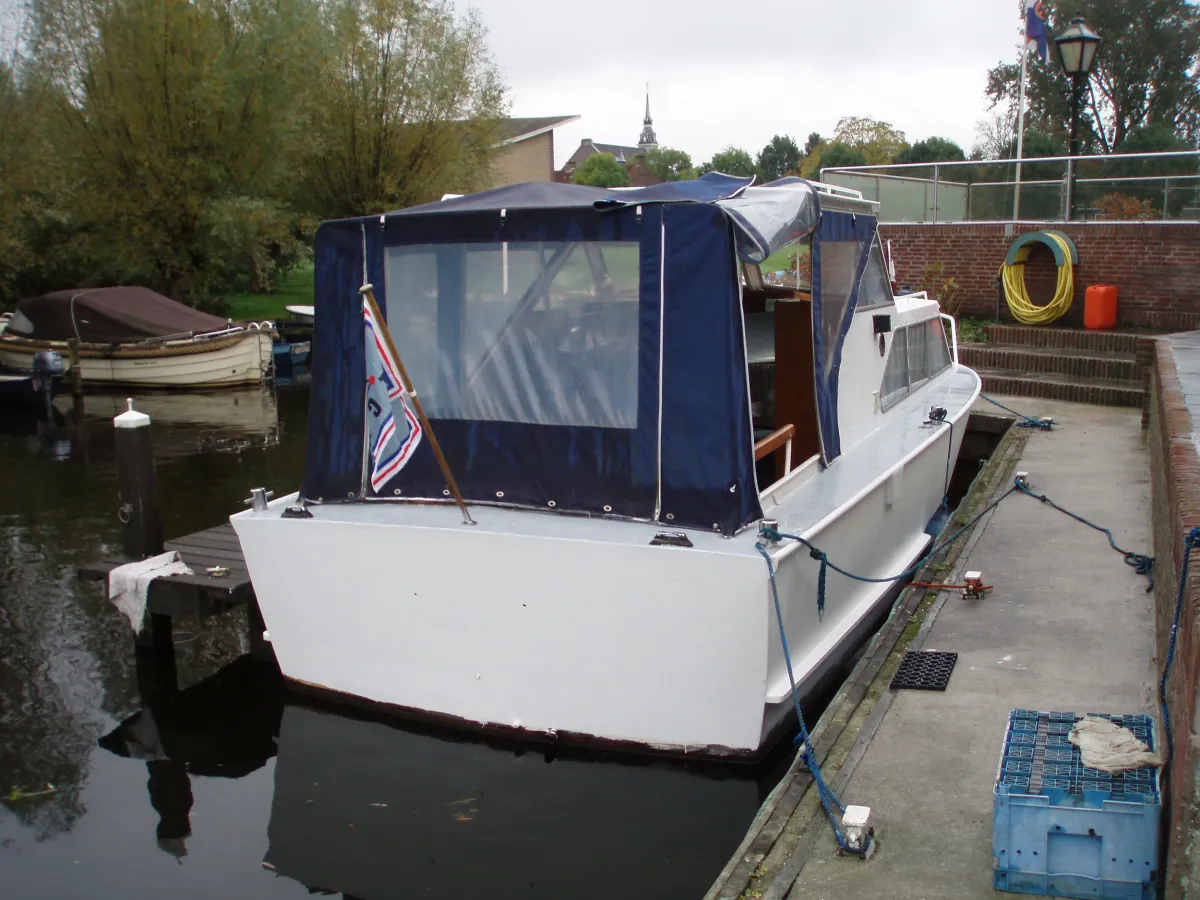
[301,174,875,535]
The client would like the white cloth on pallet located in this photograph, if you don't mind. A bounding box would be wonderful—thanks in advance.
[1069,715,1163,773]
[107,551,193,633]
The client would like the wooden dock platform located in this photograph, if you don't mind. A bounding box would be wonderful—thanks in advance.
[78,523,255,619]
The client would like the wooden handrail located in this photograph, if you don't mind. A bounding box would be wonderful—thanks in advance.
[754,424,796,461]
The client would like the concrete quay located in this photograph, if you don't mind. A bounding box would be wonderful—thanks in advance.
[709,396,1160,900]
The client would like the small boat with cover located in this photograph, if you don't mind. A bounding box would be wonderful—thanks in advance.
[232,173,981,759]
[0,286,273,388]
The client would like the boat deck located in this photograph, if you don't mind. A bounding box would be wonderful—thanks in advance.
[78,523,255,618]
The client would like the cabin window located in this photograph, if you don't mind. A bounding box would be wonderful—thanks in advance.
[385,241,641,429]
[880,318,952,411]
[855,239,893,312]
[817,239,860,377]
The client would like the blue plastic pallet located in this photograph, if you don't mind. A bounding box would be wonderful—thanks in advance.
[993,709,1161,899]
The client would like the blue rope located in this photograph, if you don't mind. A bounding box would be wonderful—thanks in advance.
[942,418,955,508]
[1013,479,1155,590]
[1160,527,1200,765]
[762,483,1020,615]
[978,394,1055,430]
[755,541,867,857]
[761,476,1155,646]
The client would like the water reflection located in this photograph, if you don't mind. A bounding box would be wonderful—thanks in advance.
[94,654,779,900]
[0,383,779,898]
[0,384,303,854]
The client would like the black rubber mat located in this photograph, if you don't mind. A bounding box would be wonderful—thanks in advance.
[890,650,958,691]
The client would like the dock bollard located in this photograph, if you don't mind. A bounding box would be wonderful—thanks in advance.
[114,399,175,681]
[114,399,164,559]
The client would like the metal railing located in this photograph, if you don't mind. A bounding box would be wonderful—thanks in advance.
[821,150,1200,225]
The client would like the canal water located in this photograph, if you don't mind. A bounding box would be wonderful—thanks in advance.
[0,385,793,900]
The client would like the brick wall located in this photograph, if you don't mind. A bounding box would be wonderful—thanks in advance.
[1147,338,1200,898]
[880,223,1200,330]
[489,132,555,187]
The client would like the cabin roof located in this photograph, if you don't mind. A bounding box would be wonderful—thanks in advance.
[377,174,855,265]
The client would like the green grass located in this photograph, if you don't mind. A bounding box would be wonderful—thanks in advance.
[221,262,314,322]
[760,243,809,275]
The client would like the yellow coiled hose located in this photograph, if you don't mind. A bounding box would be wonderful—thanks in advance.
[999,231,1075,325]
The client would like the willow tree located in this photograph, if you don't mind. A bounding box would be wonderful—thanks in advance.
[25,0,318,299]
[295,0,506,219]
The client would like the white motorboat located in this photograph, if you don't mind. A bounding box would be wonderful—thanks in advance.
[284,305,315,324]
[0,286,272,388]
[232,174,980,759]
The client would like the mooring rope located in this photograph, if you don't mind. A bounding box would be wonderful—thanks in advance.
[978,393,1055,430]
[756,472,1157,851]
[1160,527,1200,765]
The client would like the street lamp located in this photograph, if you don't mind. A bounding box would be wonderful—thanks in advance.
[1054,13,1102,220]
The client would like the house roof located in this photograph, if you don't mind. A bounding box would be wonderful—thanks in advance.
[564,140,646,169]
[494,116,580,147]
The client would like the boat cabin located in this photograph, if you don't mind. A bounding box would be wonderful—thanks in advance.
[302,174,953,536]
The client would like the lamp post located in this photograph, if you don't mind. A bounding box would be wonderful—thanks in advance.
[1054,13,1102,220]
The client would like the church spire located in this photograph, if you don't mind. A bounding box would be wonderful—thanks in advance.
[638,84,657,151]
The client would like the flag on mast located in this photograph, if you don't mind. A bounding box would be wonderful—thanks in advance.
[363,297,422,492]
[1025,0,1048,62]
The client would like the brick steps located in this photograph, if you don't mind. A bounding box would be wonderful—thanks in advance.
[965,323,1151,409]
[982,324,1142,354]
[960,345,1139,382]
[973,368,1145,408]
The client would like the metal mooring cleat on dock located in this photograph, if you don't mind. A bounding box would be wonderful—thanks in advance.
[244,487,274,512]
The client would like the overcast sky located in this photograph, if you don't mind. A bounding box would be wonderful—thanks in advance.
[468,0,1026,168]
[1,0,1028,167]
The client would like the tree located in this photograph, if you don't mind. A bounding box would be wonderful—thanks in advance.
[973,112,1017,160]
[832,116,908,164]
[757,134,801,182]
[702,145,760,179]
[25,0,322,299]
[572,152,631,187]
[812,142,867,175]
[295,0,507,220]
[803,132,823,156]
[644,146,695,182]
[895,137,966,164]
[983,0,1200,151]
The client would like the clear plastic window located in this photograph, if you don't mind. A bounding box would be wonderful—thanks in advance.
[880,318,953,411]
[856,239,894,312]
[881,327,909,410]
[385,241,641,429]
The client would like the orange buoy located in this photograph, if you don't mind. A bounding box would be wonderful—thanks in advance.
[1084,284,1118,331]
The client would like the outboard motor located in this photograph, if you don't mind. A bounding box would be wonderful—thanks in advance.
[31,350,66,417]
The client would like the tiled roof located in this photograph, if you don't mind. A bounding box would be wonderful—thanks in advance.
[563,140,647,169]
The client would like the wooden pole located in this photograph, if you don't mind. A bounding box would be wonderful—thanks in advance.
[66,337,83,397]
[360,285,475,525]
[113,400,176,683]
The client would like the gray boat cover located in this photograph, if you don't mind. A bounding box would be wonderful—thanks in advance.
[7,287,231,344]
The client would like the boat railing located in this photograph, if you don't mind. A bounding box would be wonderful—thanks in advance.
[754,423,796,475]
[940,312,960,365]
[135,331,197,345]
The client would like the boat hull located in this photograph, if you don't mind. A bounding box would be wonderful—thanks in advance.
[232,369,976,758]
[0,331,272,388]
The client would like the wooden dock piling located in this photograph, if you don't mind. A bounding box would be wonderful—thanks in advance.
[113,400,176,683]
[66,337,83,397]
[80,403,275,679]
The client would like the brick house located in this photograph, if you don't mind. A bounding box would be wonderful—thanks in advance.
[488,116,581,187]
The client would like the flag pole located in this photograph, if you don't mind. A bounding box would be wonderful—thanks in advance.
[360,284,475,526]
[1013,1,1029,220]
[1014,48,1028,220]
